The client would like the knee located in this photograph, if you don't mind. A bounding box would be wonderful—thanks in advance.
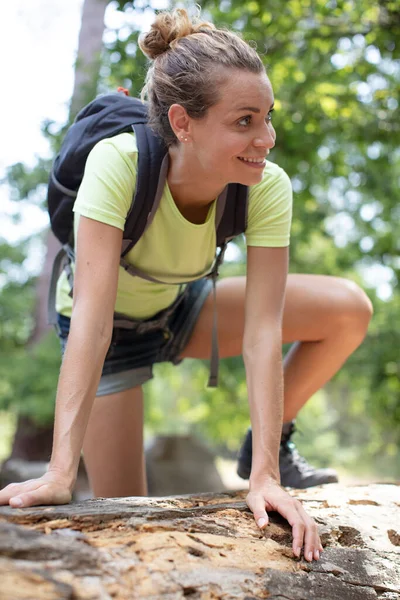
[334,278,373,342]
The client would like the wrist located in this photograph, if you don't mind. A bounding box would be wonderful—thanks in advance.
[47,463,77,491]
[249,469,280,489]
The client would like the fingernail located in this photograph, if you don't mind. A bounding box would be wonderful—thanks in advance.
[315,551,320,560]
[257,518,267,528]
[11,498,23,507]
[308,552,313,561]
[296,547,302,558]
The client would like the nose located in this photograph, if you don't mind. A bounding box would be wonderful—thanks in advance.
[253,122,276,150]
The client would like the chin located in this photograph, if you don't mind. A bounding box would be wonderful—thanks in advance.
[229,160,265,186]
[233,172,264,186]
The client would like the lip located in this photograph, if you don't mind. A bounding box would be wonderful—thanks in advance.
[237,157,266,168]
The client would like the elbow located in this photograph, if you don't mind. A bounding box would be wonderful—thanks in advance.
[242,326,282,364]
[70,305,114,351]
[96,317,114,347]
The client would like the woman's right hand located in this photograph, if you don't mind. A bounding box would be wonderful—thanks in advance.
[246,476,322,561]
[0,470,73,509]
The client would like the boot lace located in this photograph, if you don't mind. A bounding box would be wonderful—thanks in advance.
[280,423,312,474]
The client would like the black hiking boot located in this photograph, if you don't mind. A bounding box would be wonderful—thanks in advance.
[237,422,339,488]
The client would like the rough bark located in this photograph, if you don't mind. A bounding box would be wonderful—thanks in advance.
[0,484,398,599]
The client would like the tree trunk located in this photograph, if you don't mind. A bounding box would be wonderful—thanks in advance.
[6,0,109,468]
[69,0,109,121]
[27,230,61,348]
[0,484,398,598]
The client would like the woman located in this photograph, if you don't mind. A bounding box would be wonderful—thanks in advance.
[0,9,372,562]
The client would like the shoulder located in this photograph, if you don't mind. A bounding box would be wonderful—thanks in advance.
[86,132,139,173]
[248,160,292,204]
[245,161,293,247]
[75,132,139,228]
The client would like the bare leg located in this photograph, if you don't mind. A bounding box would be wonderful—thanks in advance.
[280,275,373,421]
[181,274,373,419]
[82,385,147,498]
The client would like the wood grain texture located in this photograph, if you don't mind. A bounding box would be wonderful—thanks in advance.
[0,484,399,599]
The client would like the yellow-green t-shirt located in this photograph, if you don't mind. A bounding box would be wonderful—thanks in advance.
[56,132,292,319]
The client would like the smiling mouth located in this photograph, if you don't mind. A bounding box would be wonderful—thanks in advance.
[237,156,266,164]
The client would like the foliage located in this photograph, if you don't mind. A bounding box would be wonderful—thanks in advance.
[0,332,61,426]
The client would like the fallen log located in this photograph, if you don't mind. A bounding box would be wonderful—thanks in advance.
[0,483,399,599]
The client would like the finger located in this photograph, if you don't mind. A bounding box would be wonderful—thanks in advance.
[295,503,321,561]
[291,520,306,558]
[246,493,269,530]
[303,519,319,562]
[0,483,16,504]
[276,500,306,557]
[0,482,34,505]
[12,484,71,508]
[315,533,323,560]
[9,484,52,508]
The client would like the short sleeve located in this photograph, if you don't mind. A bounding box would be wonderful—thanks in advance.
[73,133,138,231]
[245,163,293,247]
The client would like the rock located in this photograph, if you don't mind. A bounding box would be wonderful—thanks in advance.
[146,434,225,495]
[0,483,399,599]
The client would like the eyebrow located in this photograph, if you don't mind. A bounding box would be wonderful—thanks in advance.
[233,103,275,113]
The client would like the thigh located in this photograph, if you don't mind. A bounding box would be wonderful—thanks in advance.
[83,385,147,497]
[180,273,368,359]
[180,276,246,359]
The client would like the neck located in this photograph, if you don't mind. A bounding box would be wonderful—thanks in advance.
[167,146,226,208]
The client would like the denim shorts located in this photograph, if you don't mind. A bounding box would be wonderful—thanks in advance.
[57,278,212,396]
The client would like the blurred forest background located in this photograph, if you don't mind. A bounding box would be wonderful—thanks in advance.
[0,0,399,483]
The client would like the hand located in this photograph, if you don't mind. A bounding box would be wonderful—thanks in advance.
[0,469,73,509]
[246,477,322,561]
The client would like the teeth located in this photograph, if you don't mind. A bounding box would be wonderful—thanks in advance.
[239,157,265,163]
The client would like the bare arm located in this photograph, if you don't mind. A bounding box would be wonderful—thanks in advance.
[243,245,288,482]
[244,245,322,562]
[0,216,123,507]
[49,216,123,482]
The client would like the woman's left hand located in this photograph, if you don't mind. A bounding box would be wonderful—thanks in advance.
[246,477,323,561]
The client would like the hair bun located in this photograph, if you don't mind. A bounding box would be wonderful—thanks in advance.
[139,8,214,60]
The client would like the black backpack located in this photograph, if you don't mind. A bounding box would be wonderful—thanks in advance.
[48,90,248,258]
[47,90,249,386]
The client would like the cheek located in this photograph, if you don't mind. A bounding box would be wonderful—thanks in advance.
[195,131,250,167]
[230,134,253,156]
[199,138,234,165]
[221,135,251,162]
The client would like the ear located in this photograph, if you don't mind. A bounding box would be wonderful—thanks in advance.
[168,104,191,141]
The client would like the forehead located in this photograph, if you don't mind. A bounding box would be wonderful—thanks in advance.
[215,70,273,112]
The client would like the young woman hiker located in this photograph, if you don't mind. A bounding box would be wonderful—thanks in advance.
[0,9,373,562]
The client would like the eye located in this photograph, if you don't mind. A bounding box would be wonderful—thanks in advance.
[237,115,252,127]
[266,108,275,122]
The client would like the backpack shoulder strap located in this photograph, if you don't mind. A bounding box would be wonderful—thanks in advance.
[121,123,167,256]
[216,183,248,247]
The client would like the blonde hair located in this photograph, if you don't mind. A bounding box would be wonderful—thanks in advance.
[139,8,264,146]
